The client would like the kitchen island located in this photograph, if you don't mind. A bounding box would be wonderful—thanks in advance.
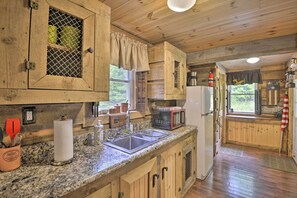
[0,126,197,198]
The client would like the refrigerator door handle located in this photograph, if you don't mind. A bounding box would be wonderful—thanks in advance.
[201,111,213,116]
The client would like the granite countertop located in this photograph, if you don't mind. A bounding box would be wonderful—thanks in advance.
[0,126,197,198]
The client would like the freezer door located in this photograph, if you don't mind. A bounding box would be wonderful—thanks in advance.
[184,87,203,126]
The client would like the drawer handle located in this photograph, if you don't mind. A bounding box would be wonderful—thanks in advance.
[162,167,168,180]
[153,174,159,187]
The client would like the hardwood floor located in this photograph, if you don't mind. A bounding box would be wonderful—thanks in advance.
[185,144,297,198]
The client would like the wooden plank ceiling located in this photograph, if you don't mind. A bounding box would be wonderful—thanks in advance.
[218,53,294,71]
[99,0,297,53]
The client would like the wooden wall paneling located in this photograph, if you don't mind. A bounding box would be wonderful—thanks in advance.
[148,62,164,81]
[100,0,297,53]
[0,103,94,145]
[0,0,29,89]
[226,118,283,150]
[0,89,107,105]
[187,34,297,66]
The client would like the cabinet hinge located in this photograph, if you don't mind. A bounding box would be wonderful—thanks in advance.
[118,192,124,198]
[29,0,39,10]
[25,60,36,70]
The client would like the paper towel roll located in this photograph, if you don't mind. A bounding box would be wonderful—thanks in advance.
[54,119,73,162]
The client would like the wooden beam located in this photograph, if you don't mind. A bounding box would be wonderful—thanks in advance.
[187,34,297,66]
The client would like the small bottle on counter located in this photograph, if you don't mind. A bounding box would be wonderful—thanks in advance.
[94,120,104,145]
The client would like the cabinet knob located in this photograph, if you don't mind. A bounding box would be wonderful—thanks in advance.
[178,187,181,192]
[87,47,94,53]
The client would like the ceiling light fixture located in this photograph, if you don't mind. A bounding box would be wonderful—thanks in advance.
[167,0,196,12]
[246,57,260,64]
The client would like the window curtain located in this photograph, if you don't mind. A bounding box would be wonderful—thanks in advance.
[227,70,262,85]
[110,32,150,71]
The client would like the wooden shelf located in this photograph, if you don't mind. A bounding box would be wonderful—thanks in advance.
[47,43,80,53]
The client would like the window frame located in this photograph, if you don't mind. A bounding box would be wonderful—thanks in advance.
[100,65,136,110]
[227,83,258,115]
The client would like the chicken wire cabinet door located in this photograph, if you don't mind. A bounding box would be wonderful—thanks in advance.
[164,43,187,100]
[29,0,95,90]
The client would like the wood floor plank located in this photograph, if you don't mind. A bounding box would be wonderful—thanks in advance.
[185,144,297,198]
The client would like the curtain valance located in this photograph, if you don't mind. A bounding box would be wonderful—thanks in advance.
[227,69,262,85]
[110,32,150,71]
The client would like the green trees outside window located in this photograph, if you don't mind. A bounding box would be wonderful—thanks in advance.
[229,83,256,113]
[99,65,132,109]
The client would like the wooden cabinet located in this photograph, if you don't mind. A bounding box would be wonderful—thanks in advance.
[119,158,158,198]
[148,42,187,100]
[85,180,119,198]
[180,135,197,197]
[0,0,110,104]
[117,133,196,198]
[160,144,182,198]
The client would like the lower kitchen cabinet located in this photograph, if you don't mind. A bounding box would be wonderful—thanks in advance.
[119,158,158,198]
[83,132,197,198]
[160,144,182,198]
[181,135,197,196]
[85,180,119,198]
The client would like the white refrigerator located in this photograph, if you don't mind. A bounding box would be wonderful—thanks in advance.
[184,86,214,180]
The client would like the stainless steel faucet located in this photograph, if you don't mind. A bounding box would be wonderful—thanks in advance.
[126,109,133,131]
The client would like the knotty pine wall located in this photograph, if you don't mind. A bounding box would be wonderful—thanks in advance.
[227,117,283,150]
[0,103,94,145]
[189,64,287,151]
[226,64,287,151]
[0,26,154,146]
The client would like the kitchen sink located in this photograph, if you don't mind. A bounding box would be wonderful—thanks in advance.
[103,129,169,154]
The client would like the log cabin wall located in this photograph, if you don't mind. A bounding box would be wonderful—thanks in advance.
[226,64,287,151]
[0,103,91,145]
[188,65,226,156]
[0,25,152,146]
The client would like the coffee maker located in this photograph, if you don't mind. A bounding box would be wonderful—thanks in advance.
[187,72,197,86]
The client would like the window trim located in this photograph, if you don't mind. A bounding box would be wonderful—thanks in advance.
[227,83,258,115]
[100,66,136,110]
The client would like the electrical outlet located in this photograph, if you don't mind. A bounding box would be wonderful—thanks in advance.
[22,107,36,125]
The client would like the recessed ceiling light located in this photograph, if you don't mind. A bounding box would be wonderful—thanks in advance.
[167,0,196,12]
[246,57,260,64]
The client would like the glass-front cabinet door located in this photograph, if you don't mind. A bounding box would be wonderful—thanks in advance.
[29,0,95,90]
[165,48,186,98]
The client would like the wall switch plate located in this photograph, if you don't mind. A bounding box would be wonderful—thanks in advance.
[22,107,36,125]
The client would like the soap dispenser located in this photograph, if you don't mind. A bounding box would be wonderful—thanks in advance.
[94,120,104,144]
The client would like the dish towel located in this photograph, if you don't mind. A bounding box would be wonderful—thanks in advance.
[281,94,289,132]
[279,94,289,153]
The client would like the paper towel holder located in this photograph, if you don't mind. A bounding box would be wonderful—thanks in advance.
[51,158,73,166]
[51,115,73,166]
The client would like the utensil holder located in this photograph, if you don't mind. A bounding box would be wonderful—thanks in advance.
[0,144,21,172]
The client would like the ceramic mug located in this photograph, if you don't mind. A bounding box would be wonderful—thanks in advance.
[60,26,80,49]
[121,103,129,113]
[48,25,58,44]
[0,144,21,172]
